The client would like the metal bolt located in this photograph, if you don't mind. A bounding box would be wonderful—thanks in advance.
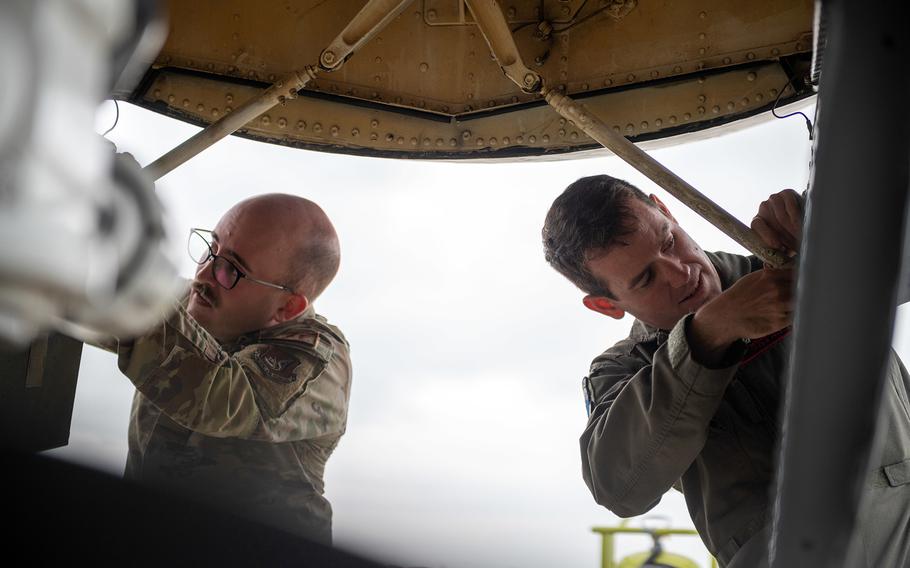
[558,129,566,137]
[559,118,566,126]
[374,75,382,83]
[386,133,394,142]
[712,105,720,113]
[582,83,589,90]
[322,50,336,65]
[435,138,444,147]
[613,125,620,133]
[698,94,706,103]
[770,88,779,97]
[651,71,659,78]
[375,56,382,64]
[427,9,437,20]
[183,99,190,108]
[371,119,379,128]
[747,52,755,60]
[351,128,360,137]
[747,72,757,82]
[196,103,204,112]
[562,6,570,15]
[331,125,339,136]
[669,115,677,124]
[699,33,706,40]
[699,11,707,19]
[397,137,404,145]
[370,133,378,141]
[756,93,764,102]
[516,136,524,144]
[419,62,429,72]
[697,106,705,114]
[462,130,472,140]
[410,137,418,146]
[261,115,270,125]
[488,101,496,108]
[507,7,516,18]
[627,74,635,81]
[683,112,691,120]
[772,48,780,56]
[225,107,232,113]
[542,134,550,142]
[740,97,750,106]
[154,89,161,98]
[698,76,706,84]
[604,78,613,86]
[476,138,484,147]
[226,94,234,103]
[699,48,706,55]
[167,94,175,103]
[297,121,306,130]
[727,101,735,110]
[277,117,287,128]
[503,137,511,145]
[569,132,578,140]
[423,138,431,146]
[529,135,537,143]
[625,123,634,133]
[523,73,537,87]
[313,123,322,132]
[640,121,649,129]
[722,57,731,64]
[211,108,220,117]
[673,66,682,73]
[490,137,497,146]
[449,138,457,147]
[655,119,663,127]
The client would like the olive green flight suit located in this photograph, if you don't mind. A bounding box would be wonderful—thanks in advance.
[581,252,910,567]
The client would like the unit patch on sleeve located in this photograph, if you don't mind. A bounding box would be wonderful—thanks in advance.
[252,345,301,384]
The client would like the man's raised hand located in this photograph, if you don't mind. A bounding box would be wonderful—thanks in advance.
[751,189,803,258]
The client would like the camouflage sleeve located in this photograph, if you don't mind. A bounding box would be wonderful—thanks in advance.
[116,302,350,442]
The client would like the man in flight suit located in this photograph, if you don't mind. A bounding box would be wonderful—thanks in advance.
[541,175,910,567]
[109,193,351,545]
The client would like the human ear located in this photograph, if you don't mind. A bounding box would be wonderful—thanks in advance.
[275,293,309,322]
[649,194,677,222]
[583,295,625,319]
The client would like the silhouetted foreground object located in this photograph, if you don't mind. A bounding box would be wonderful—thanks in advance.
[2,450,385,567]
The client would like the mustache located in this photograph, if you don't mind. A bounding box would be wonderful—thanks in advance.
[192,281,217,307]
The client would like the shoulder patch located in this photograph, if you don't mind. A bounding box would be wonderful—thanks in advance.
[252,346,301,384]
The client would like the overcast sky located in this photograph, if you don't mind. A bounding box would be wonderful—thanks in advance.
[46,99,910,568]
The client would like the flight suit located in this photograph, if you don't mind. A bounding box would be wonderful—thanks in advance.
[580,252,910,567]
[113,301,352,545]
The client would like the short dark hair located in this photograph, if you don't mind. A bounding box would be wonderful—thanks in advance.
[542,175,655,297]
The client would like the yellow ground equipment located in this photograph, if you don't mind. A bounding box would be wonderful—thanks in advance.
[592,522,717,568]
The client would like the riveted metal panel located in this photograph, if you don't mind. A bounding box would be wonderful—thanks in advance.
[128,0,815,159]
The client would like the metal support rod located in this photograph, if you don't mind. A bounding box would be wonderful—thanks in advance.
[146,0,416,181]
[545,90,788,267]
[769,1,910,566]
[464,0,541,92]
[319,0,415,70]
[144,68,316,180]
[465,0,786,266]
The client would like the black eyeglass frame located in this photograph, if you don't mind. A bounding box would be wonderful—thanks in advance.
[188,228,295,293]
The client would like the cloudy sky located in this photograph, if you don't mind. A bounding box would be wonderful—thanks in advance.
[46,99,910,568]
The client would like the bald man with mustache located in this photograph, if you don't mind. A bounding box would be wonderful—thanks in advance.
[112,193,351,545]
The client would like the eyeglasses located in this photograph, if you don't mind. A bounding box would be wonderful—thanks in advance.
[187,228,294,293]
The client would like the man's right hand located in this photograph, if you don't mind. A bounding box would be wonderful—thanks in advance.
[687,267,794,366]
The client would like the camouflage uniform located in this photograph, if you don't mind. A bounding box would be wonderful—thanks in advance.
[114,300,352,545]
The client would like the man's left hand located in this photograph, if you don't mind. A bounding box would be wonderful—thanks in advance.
[751,189,803,258]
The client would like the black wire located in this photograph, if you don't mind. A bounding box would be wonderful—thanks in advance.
[102,99,120,137]
[771,79,813,139]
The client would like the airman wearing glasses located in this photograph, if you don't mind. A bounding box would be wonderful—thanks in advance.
[111,193,351,545]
